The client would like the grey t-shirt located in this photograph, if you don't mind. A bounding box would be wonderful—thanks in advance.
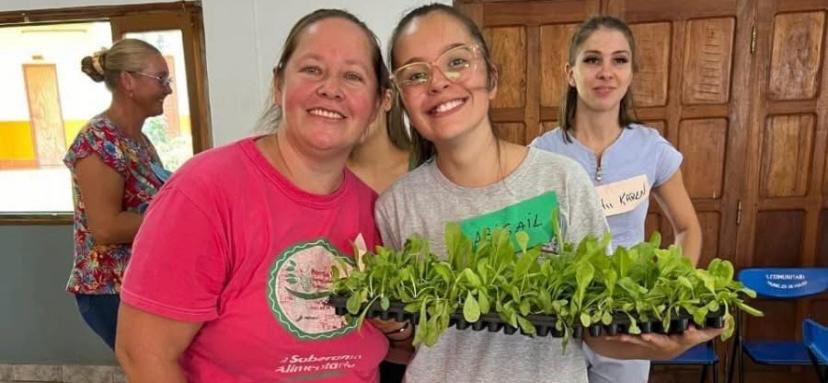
[375,147,609,383]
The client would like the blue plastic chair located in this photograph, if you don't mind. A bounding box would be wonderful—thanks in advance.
[803,319,828,383]
[726,267,828,383]
[653,342,719,383]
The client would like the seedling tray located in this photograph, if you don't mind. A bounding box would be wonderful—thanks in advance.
[329,294,725,339]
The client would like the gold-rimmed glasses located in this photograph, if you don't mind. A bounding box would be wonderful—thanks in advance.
[129,71,173,87]
[391,44,482,89]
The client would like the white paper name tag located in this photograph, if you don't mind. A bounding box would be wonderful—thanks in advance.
[595,175,651,216]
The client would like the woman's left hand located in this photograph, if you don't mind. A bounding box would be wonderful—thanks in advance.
[587,326,723,361]
[369,318,410,336]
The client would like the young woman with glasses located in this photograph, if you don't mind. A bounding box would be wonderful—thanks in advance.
[375,5,720,383]
[64,38,172,350]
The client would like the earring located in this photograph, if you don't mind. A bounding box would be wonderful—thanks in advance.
[129,91,134,98]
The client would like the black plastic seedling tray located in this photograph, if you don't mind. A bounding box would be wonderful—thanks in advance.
[328,294,725,338]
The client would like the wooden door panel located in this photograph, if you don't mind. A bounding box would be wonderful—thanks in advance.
[760,114,815,197]
[540,120,558,135]
[539,23,577,109]
[493,122,526,145]
[681,18,735,105]
[746,300,798,339]
[678,118,728,200]
[464,0,601,145]
[629,22,672,107]
[22,64,65,167]
[819,210,828,266]
[768,11,825,100]
[485,26,527,109]
[698,212,722,267]
[643,120,666,136]
[753,210,806,266]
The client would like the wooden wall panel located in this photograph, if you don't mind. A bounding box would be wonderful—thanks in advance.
[819,210,828,266]
[678,118,727,199]
[629,22,672,107]
[539,23,577,108]
[753,210,805,266]
[484,26,527,108]
[493,122,525,145]
[824,153,828,197]
[643,120,666,136]
[760,114,814,197]
[768,11,825,100]
[697,212,721,267]
[681,18,735,105]
[540,120,558,135]
[811,298,828,324]
[746,300,797,339]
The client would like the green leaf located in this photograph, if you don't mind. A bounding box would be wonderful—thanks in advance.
[517,316,536,335]
[463,268,482,288]
[601,311,613,325]
[463,292,481,322]
[628,320,641,335]
[735,301,764,317]
[580,312,591,327]
[519,300,531,316]
[516,231,530,253]
[346,292,363,315]
[381,296,390,311]
[478,289,490,313]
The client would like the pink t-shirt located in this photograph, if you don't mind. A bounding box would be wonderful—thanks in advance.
[121,137,387,382]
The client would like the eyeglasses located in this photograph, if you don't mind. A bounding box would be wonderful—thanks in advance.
[129,71,173,87]
[391,45,481,89]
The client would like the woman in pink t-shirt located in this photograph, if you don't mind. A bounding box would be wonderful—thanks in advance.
[115,9,409,382]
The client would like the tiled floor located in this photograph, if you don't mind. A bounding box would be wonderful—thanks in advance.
[0,364,124,383]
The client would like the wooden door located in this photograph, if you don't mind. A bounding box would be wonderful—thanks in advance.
[736,0,828,382]
[455,0,601,145]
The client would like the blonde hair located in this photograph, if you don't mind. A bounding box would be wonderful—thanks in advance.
[81,38,161,91]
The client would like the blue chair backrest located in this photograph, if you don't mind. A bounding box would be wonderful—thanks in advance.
[803,319,828,364]
[737,268,828,299]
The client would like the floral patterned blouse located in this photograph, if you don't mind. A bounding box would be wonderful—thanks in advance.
[63,114,170,294]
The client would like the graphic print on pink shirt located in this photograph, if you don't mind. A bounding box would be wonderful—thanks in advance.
[269,239,355,338]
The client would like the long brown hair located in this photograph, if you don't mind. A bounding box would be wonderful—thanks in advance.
[388,3,497,166]
[559,15,639,142]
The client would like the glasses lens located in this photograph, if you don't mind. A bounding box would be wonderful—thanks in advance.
[394,63,431,88]
[437,46,475,82]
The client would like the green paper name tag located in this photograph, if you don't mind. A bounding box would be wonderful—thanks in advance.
[460,191,559,250]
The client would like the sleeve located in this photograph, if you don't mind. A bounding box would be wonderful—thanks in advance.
[563,163,611,243]
[374,194,403,250]
[653,134,683,187]
[120,185,228,322]
[64,125,128,177]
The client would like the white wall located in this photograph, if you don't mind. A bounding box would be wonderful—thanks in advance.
[202,0,450,145]
[0,0,449,146]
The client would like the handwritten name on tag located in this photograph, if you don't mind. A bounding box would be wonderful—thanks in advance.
[595,175,651,216]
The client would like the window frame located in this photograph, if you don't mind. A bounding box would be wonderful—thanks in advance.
[0,2,211,225]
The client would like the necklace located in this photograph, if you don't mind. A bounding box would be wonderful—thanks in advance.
[595,157,604,182]
[270,134,296,181]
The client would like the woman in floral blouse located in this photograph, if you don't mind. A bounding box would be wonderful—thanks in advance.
[63,38,172,349]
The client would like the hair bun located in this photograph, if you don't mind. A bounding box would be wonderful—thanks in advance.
[80,48,107,82]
